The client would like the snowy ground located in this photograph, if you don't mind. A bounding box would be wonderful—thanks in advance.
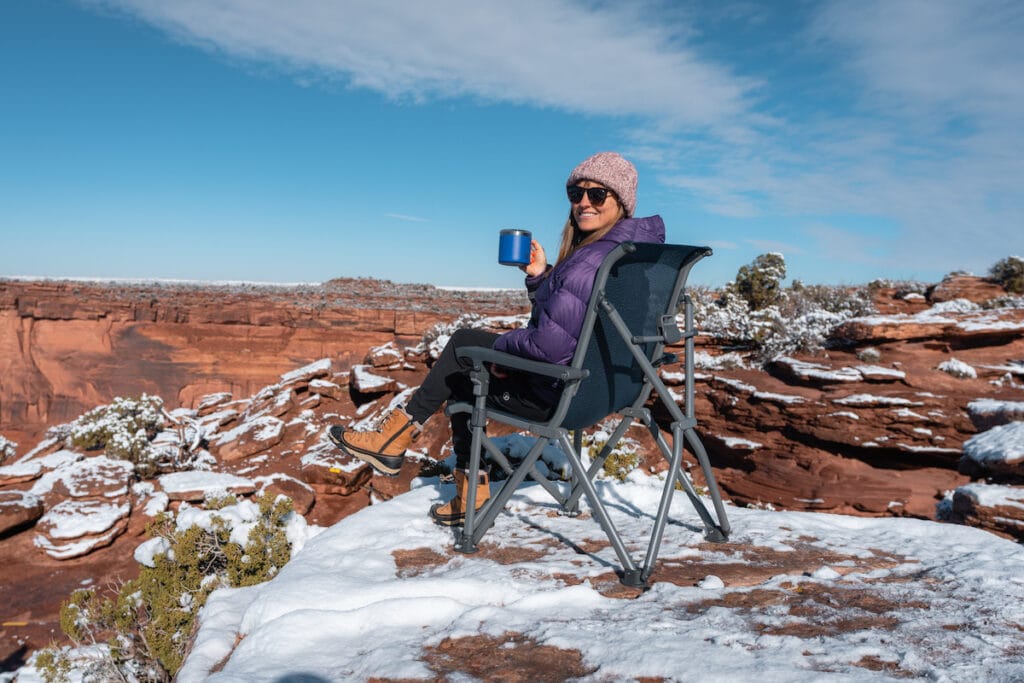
[167,474,1024,682]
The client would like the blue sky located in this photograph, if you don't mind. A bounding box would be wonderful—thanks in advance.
[1,0,1022,289]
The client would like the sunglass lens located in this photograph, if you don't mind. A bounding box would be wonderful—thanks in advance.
[567,185,610,205]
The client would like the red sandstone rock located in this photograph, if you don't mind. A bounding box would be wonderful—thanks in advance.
[927,274,1008,304]
[261,475,317,516]
[0,490,44,536]
[34,497,132,560]
[949,483,1024,541]
[366,342,404,368]
[0,278,528,447]
[350,364,403,394]
[157,471,257,502]
[214,416,286,461]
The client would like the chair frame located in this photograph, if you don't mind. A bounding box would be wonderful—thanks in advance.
[446,242,731,588]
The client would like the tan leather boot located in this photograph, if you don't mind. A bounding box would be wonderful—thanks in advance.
[328,408,416,476]
[429,469,491,526]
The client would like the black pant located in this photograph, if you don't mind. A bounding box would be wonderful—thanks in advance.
[404,328,554,469]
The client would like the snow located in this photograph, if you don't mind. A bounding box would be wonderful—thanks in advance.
[158,471,256,496]
[828,411,860,420]
[170,478,1024,682]
[713,376,757,393]
[213,416,284,447]
[845,303,1024,334]
[351,364,397,391]
[833,394,923,407]
[36,499,129,539]
[854,365,906,380]
[752,390,806,404]
[718,436,763,450]
[937,358,977,379]
[968,398,1024,416]
[891,408,929,420]
[774,356,862,382]
[962,421,1024,466]
[956,483,1024,511]
[692,350,748,370]
[0,449,80,480]
[280,358,331,384]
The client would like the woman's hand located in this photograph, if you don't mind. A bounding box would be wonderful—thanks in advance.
[489,364,510,379]
[521,239,547,277]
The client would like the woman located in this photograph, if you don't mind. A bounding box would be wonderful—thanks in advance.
[329,151,665,525]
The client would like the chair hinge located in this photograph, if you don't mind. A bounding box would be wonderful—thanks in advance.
[660,315,682,344]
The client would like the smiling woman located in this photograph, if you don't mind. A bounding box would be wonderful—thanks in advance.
[328,151,667,525]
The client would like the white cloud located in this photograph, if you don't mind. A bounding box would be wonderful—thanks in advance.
[83,0,1024,281]
[385,213,429,223]
[87,0,755,127]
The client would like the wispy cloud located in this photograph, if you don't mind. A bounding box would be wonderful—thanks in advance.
[86,0,755,128]
[385,213,430,223]
[82,0,1024,279]
[646,0,1024,276]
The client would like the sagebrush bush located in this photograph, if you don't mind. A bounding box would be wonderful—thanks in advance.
[68,395,165,470]
[421,313,488,360]
[729,252,786,310]
[990,256,1024,294]
[693,256,875,364]
[581,428,640,482]
[37,493,295,682]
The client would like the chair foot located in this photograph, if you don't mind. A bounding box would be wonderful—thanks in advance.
[704,527,729,543]
[454,533,479,554]
[618,569,647,589]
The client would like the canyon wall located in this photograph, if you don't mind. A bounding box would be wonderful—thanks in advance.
[0,278,529,446]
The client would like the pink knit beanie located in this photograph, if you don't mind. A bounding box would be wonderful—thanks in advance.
[566,152,638,217]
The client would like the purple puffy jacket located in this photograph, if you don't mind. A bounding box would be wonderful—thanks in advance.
[493,215,666,398]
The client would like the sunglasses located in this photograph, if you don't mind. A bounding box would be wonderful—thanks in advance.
[566,185,614,206]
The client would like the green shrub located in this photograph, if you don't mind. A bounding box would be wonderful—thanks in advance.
[68,395,165,471]
[730,252,786,310]
[581,429,640,482]
[37,493,294,682]
[990,256,1024,294]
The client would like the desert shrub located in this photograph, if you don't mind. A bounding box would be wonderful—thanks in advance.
[68,395,165,466]
[989,256,1024,294]
[0,435,16,465]
[37,493,295,682]
[983,295,1024,310]
[581,426,641,482]
[694,275,876,364]
[729,252,786,310]
[421,313,488,360]
[857,347,882,363]
[867,278,929,297]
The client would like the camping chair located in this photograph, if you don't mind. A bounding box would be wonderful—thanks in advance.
[446,241,731,588]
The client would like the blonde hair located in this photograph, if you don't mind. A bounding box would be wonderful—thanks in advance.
[554,195,625,265]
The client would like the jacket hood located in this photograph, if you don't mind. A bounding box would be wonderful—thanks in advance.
[601,214,666,246]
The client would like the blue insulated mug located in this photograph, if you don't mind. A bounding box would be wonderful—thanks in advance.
[498,229,532,266]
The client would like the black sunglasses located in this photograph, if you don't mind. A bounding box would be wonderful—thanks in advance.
[566,185,614,205]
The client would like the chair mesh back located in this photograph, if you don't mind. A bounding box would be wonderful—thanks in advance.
[561,243,708,430]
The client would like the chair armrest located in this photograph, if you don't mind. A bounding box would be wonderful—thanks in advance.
[457,346,588,382]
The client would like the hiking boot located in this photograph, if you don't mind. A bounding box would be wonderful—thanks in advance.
[328,409,416,476]
[430,469,491,526]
